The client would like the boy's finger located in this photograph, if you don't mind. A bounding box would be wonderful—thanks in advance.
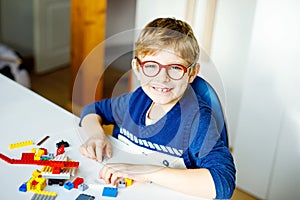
[95,146,103,162]
[79,146,89,157]
[87,146,96,159]
[105,144,112,158]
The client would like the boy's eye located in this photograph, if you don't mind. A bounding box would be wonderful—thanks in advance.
[144,63,158,69]
[170,65,183,71]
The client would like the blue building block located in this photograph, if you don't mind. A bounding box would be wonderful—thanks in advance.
[19,183,27,192]
[78,183,89,191]
[63,181,74,190]
[75,193,95,200]
[102,187,118,197]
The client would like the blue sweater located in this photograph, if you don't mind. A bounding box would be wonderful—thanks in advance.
[80,77,236,199]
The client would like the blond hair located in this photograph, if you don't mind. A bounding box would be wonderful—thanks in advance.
[135,18,200,66]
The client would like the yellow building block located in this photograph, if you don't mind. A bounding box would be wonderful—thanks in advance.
[41,166,53,173]
[34,190,57,196]
[32,169,42,178]
[34,155,41,160]
[124,178,133,186]
[27,177,46,192]
[9,140,34,149]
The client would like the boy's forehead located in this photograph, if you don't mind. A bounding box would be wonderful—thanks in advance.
[142,49,187,64]
[142,46,182,57]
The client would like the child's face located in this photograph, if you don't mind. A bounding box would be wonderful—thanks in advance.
[133,49,197,106]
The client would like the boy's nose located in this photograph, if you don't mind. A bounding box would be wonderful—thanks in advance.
[156,68,170,82]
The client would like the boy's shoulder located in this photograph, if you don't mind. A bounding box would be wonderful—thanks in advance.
[191,76,221,108]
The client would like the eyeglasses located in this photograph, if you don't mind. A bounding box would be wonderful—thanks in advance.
[135,57,194,80]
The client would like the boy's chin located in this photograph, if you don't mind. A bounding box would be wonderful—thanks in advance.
[150,96,177,105]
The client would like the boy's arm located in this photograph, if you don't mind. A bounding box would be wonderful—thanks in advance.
[100,163,216,199]
[79,98,119,162]
[145,167,216,199]
[80,114,112,162]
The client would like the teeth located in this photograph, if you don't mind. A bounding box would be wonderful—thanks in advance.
[154,87,170,93]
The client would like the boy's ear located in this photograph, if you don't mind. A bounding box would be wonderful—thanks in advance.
[131,58,141,80]
[188,63,200,83]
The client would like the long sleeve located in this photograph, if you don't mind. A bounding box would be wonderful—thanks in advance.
[79,92,133,126]
[184,103,236,199]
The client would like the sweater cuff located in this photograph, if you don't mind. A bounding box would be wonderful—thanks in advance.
[79,103,98,126]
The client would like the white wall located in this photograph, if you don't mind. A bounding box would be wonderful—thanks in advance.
[0,0,33,56]
[135,0,188,29]
[210,0,256,146]
[233,0,300,199]
[135,0,205,45]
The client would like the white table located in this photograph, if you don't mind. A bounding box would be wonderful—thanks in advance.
[0,74,205,200]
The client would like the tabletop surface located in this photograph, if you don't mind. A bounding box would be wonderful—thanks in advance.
[0,74,205,200]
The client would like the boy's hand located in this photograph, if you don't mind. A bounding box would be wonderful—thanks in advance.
[79,135,112,162]
[99,163,164,185]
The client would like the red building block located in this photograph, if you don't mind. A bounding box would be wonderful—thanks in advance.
[0,153,13,164]
[72,177,84,189]
[56,145,65,156]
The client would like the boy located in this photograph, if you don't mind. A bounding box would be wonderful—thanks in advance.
[79,17,236,199]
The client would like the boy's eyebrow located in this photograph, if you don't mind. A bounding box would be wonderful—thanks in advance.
[137,57,188,66]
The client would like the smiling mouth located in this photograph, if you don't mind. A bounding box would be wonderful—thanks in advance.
[152,86,172,93]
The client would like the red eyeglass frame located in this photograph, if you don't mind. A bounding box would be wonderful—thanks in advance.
[135,56,194,80]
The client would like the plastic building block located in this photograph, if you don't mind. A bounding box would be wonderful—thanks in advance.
[118,179,126,188]
[34,155,41,161]
[21,152,35,163]
[34,190,57,196]
[78,183,88,191]
[40,155,51,160]
[41,166,53,173]
[64,181,74,190]
[56,140,69,148]
[41,166,73,179]
[56,145,65,156]
[27,176,47,192]
[32,169,42,178]
[37,148,48,156]
[42,172,70,179]
[19,183,27,192]
[0,152,79,169]
[102,187,118,197]
[52,167,61,174]
[9,140,33,149]
[124,178,133,186]
[23,169,58,196]
[48,179,65,186]
[31,191,57,199]
[37,136,50,146]
[75,193,95,200]
[53,153,67,161]
[72,177,84,188]
[31,193,57,200]
[48,153,55,159]
[0,153,13,164]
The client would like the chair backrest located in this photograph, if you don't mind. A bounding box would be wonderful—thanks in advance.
[191,76,229,147]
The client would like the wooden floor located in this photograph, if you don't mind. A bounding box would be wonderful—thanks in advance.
[29,66,259,200]
[30,66,128,114]
[30,66,72,111]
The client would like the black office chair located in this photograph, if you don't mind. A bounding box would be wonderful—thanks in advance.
[191,76,229,147]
